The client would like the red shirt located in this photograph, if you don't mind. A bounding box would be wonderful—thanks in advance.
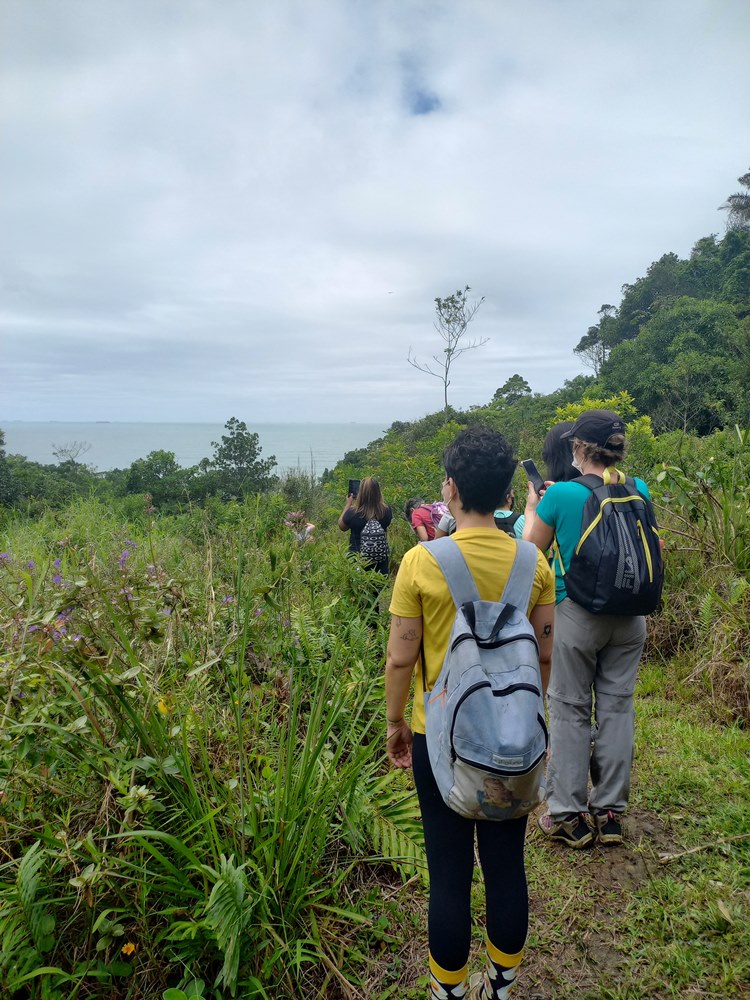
[411,505,436,540]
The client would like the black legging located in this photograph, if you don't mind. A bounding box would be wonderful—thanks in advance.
[412,734,529,971]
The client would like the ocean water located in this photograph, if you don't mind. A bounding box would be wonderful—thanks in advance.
[1,422,387,474]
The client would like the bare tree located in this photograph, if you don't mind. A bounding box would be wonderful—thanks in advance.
[407,286,487,411]
[52,440,91,464]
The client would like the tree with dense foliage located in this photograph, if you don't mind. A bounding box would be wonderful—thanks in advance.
[0,429,19,507]
[720,167,750,231]
[574,304,618,375]
[125,450,193,508]
[492,373,531,405]
[599,298,747,434]
[202,417,277,497]
[407,285,487,411]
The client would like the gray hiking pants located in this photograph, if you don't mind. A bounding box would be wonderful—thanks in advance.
[546,598,647,820]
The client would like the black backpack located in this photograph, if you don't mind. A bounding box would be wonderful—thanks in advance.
[494,511,522,535]
[563,471,663,615]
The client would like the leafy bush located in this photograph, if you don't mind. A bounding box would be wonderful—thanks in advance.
[651,425,750,720]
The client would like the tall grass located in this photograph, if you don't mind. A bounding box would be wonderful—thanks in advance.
[0,498,424,998]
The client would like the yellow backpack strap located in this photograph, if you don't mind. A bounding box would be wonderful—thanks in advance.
[602,466,625,485]
[551,535,565,576]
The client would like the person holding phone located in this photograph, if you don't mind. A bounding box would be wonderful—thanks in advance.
[522,410,649,849]
[338,476,393,574]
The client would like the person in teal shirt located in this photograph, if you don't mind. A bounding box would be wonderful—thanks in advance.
[523,410,649,850]
[493,488,525,538]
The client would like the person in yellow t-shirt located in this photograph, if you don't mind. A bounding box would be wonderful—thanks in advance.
[386,426,555,1000]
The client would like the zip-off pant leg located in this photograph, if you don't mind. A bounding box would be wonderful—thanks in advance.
[588,614,646,814]
[546,598,645,821]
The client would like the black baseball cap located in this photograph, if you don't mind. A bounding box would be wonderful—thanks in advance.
[561,409,626,447]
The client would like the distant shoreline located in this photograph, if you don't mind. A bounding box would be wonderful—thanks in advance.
[1,421,387,474]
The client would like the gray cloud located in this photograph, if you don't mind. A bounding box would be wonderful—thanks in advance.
[2,0,749,424]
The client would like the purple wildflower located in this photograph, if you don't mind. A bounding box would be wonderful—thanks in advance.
[254,608,263,617]
[125,540,137,549]
[160,607,172,616]
[222,595,235,605]
[119,587,133,599]
[118,550,130,568]
[53,558,61,569]
[0,553,11,566]
[25,560,36,571]
[53,574,63,585]
[146,564,157,577]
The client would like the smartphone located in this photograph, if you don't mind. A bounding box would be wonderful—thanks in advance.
[348,478,361,498]
[521,459,546,496]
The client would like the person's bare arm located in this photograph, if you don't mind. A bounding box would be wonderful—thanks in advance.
[529,602,554,695]
[385,614,422,768]
[414,524,429,541]
[522,482,554,551]
[338,495,354,531]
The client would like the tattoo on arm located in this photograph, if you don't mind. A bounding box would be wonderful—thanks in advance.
[400,628,419,641]
[542,623,552,637]
[393,617,402,626]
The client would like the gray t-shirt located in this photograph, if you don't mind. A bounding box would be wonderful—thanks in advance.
[437,512,456,535]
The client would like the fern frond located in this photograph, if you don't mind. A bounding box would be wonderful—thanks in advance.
[698,592,717,633]
[17,842,55,955]
[728,576,749,606]
[368,772,427,881]
[203,854,254,993]
[16,842,44,912]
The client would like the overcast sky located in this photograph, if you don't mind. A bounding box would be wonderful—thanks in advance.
[1,0,748,425]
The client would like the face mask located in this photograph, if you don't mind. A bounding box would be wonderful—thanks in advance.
[571,452,583,473]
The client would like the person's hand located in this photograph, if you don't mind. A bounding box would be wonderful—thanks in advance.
[344,495,354,510]
[525,480,542,510]
[386,719,413,769]
[526,478,554,507]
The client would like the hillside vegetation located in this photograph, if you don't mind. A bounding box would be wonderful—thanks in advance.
[1,176,749,998]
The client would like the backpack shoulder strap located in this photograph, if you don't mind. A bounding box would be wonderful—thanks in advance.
[425,535,539,612]
[622,474,645,495]
[422,536,479,608]
[500,539,539,611]
[572,474,602,491]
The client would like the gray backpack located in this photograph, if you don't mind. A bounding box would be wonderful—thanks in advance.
[423,536,547,821]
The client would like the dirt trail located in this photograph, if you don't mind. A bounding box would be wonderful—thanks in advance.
[524,808,681,998]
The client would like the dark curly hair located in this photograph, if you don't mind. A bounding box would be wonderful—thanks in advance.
[442,425,516,515]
